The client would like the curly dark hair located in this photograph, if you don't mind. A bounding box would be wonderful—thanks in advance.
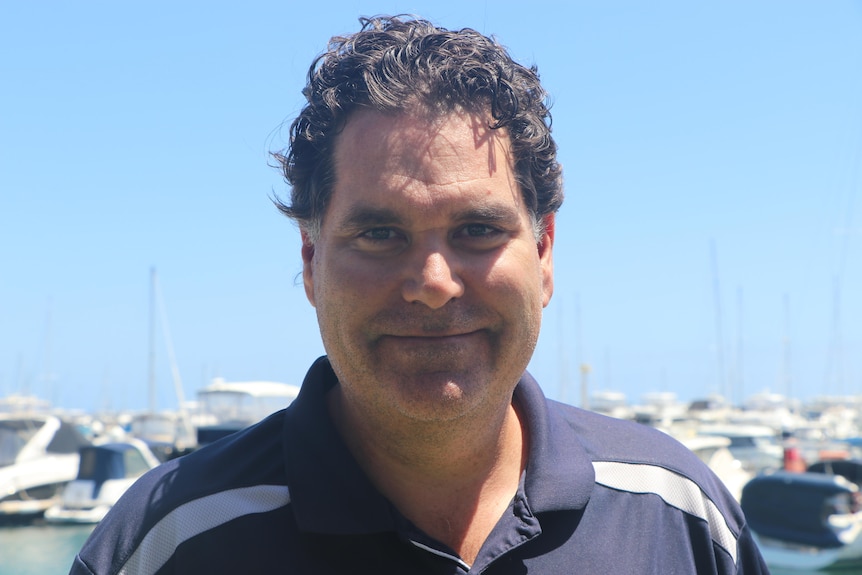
[273,15,563,240]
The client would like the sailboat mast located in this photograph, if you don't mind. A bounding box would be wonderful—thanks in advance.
[149,267,157,414]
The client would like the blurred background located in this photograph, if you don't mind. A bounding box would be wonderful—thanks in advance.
[2,0,860,413]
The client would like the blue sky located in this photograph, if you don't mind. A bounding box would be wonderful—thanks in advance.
[2,1,860,413]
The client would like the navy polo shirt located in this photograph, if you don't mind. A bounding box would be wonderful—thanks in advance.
[71,356,769,574]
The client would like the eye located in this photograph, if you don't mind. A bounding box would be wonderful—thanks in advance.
[360,227,398,241]
[353,227,408,253]
[460,223,500,238]
[452,223,508,250]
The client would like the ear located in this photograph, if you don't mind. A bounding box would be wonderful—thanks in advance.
[300,230,316,307]
[538,214,555,308]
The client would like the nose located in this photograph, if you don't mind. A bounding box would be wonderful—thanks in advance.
[401,246,465,309]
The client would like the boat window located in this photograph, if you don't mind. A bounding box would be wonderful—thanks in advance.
[727,436,757,448]
[200,389,297,425]
[124,448,152,478]
[77,448,99,480]
[822,493,856,518]
[0,430,26,466]
[201,392,247,422]
[0,420,40,466]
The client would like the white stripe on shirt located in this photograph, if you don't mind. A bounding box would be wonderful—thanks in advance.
[593,460,738,565]
[118,485,290,575]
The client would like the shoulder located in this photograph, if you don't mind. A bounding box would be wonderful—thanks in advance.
[552,403,768,570]
[549,399,708,473]
[515,376,768,573]
[74,411,290,575]
[550,399,744,521]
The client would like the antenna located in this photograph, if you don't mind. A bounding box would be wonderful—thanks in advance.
[38,299,57,405]
[735,286,745,405]
[557,298,570,405]
[710,240,727,399]
[782,293,793,399]
[575,293,590,409]
[825,275,844,395]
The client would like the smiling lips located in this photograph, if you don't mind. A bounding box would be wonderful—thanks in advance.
[375,328,490,354]
[379,330,483,344]
[368,307,495,341]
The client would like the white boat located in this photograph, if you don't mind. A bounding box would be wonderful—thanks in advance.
[589,390,633,420]
[741,461,862,571]
[695,423,784,474]
[678,434,752,501]
[128,410,197,458]
[194,378,300,445]
[44,438,162,524]
[0,414,90,521]
[631,391,690,428]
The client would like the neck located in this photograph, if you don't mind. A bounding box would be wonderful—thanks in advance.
[328,388,527,565]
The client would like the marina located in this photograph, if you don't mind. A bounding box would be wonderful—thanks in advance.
[0,379,303,572]
[7,388,862,572]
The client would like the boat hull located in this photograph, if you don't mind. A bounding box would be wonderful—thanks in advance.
[742,470,862,571]
[752,531,862,571]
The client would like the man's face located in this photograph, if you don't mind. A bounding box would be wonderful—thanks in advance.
[301,109,554,424]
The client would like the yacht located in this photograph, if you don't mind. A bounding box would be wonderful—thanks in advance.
[0,414,90,521]
[44,437,162,524]
[195,378,300,445]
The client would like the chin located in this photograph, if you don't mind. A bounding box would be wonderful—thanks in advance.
[386,372,498,421]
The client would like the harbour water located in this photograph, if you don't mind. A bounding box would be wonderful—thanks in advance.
[0,523,94,575]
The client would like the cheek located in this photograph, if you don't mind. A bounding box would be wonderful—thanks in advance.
[485,253,546,302]
[315,257,392,315]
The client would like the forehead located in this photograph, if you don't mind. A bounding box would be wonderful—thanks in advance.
[328,109,523,221]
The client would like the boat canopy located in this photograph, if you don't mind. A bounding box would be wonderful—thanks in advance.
[808,459,862,486]
[0,417,89,467]
[76,443,154,498]
[741,471,857,549]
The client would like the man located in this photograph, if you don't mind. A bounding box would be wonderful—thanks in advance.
[71,16,769,574]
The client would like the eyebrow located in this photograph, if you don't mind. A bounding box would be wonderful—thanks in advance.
[335,202,522,233]
[335,205,402,233]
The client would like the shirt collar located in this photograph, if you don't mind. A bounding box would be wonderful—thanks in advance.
[515,370,595,513]
[283,356,395,533]
[283,357,594,534]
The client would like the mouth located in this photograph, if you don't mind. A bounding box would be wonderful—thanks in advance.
[377,330,484,346]
[383,327,483,339]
